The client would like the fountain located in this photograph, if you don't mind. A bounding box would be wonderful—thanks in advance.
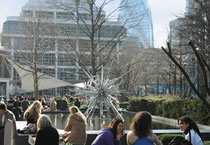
[75,67,124,128]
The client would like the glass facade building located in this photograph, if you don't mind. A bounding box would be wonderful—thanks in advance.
[1,0,124,96]
[119,0,154,48]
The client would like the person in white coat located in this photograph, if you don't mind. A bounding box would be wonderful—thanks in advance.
[0,101,16,145]
[178,116,203,145]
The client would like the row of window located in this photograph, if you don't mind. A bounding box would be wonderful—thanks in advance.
[3,37,117,53]
[22,10,106,21]
[14,53,77,66]
[3,20,124,38]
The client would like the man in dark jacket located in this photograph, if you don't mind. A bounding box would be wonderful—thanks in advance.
[22,97,30,112]
[74,98,81,108]
[13,97,22,120]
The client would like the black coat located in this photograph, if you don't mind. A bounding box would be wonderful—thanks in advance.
[35,126,59,145]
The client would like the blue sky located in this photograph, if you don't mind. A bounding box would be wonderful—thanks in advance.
[0,0,186,47]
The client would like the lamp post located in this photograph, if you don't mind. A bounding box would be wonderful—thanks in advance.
[74,0,80,81]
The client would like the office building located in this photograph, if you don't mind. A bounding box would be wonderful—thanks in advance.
[119,0,154,48]
[1,0,125,96]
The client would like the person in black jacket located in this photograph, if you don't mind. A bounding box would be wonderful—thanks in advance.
[74,98,81,108]
[35,114,59,145]
[21,97,30,112]
[13,97,22,120]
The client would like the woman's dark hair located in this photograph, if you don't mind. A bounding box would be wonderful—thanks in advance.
[107,118,124,140]
[178,116,202,139]
[130,111,152,138]
[0,102,6,110]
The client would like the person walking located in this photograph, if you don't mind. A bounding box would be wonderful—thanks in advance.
[178,116,203,145]
[127,111,162,145]
[91,118,124,145]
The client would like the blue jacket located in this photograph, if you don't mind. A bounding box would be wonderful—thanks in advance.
[132,137,154,145]
[91,128,120,145]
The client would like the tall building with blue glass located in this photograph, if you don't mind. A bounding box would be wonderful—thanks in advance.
[119,0,154,48]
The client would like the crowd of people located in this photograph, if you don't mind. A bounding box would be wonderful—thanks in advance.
[0,98,204,145]
[4,95,82,121]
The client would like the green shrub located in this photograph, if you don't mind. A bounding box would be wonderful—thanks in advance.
[204,141,210,145]
[127,96,210,125]
[119,102,129,109]
[189,98,210,124]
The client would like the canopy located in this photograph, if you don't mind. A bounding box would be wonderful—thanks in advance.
[7,59,74,92]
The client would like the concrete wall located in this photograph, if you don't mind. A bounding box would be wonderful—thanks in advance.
[8,130,210,145]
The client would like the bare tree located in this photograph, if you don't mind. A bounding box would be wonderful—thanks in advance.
[136,49,168,96]
[168,19,190,96]
[7,10,56,99]
[114,41,169,96]
[162,41,210,108]
[163,0,210,107]
[53,0,146,78]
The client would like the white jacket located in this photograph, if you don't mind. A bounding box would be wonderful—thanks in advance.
[185,129,203,145]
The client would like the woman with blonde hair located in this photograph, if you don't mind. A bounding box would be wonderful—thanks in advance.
[63,106,87,145]
[24,100,42,125]
[35,114,59,145]
[127,111,162,145]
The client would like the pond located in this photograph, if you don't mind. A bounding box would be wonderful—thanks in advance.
[45,112,178,130]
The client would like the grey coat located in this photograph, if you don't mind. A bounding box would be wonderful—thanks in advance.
[0,110,16,128]
[0,110,16,145]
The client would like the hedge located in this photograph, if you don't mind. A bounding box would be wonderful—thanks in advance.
[127,96,210,125]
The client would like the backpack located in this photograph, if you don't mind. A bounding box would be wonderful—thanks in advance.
[168,136,192,145]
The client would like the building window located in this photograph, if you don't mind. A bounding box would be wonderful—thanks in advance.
[58,68,76,81]
[58,54,76,66]
[56,12,74,20]
[37,53,55,65]
[22,10,33,17]
[57,40,76,50]
[35,11,54,19]
[41,68,55,77]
